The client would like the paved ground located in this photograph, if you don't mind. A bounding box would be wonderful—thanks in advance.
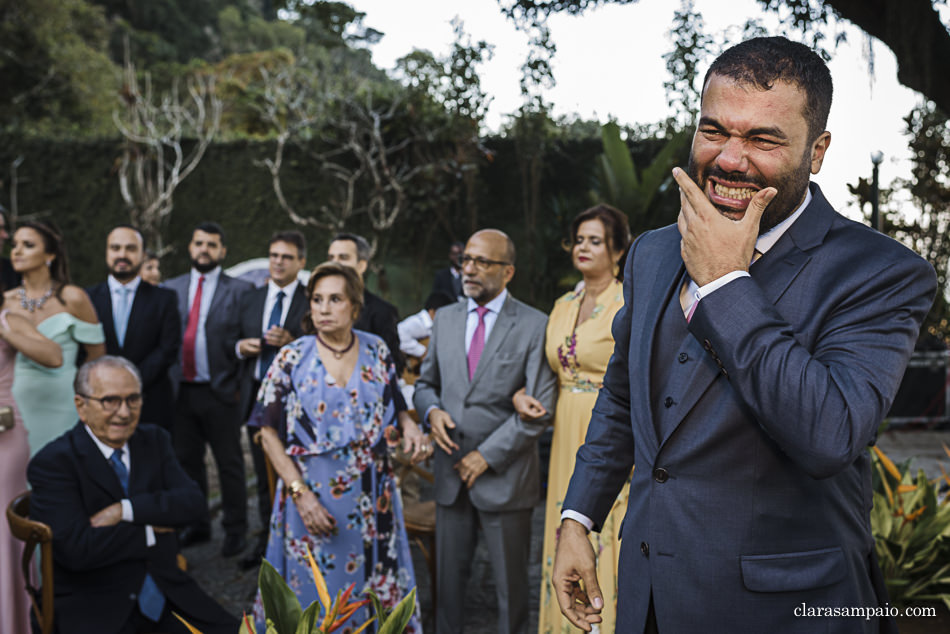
[187,427,950,632]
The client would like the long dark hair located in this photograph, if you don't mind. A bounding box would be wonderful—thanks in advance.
[17,220,71,303]
[567,204,632,280]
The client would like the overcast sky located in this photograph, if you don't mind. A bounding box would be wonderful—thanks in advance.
[348,0,922,219]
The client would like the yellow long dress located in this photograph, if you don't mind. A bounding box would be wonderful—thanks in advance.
[538,279,630,634]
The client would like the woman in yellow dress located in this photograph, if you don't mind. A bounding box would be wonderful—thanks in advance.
[516,204,631,633]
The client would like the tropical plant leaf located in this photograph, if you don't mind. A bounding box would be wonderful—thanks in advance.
[378,588,417,634]
[173,613,204,634]
[240,612,256,634]
[294,602,321,634]
[259,560,303,633]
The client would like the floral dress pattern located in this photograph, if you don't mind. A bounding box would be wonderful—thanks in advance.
[251,332,420,633]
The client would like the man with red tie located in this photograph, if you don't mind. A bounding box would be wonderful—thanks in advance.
[166,222,253,557]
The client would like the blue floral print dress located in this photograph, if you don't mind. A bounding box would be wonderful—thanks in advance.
[251,332,420,633]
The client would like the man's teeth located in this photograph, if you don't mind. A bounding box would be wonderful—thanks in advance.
[713,182,756,200]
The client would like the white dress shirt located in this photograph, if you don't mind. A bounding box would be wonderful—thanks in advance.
[186,267,221,383]
[398,308,434,357]
[563,188,814,532]
[83,425,155,546]
[465,288,508,353]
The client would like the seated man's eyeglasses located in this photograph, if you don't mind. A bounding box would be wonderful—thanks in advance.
[78,393,143,412]
[460,255,510,271]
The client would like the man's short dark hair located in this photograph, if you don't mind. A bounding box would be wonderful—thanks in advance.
[194,221,226,244]
[109,224,144,241]
[331,232,371,262]
[703,36,833,142]
[269,230,307,259]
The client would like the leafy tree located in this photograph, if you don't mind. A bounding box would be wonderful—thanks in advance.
[0,0,118,136]
[499,0,950,116]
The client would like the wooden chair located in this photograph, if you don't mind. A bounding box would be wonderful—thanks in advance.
[6,491,54,634]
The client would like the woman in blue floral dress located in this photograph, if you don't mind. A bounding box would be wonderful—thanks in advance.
[252,262,429,633]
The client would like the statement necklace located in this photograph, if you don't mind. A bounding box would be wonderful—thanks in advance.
[316,331,356,359]
[18,287,54,313]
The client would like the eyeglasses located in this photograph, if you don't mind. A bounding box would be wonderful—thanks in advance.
[79,393,143,412]
[460,255,510,271]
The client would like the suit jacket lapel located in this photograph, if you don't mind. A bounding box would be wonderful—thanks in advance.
[127,431,149,495]
[123,283,149,351]
[71,422,125,500]
[445,302,469,389]
[91,284,117,348]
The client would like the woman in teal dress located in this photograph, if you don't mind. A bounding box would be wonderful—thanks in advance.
[252,262,429,633]
[6,221,104,455]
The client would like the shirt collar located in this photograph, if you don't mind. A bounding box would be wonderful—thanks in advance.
[83,423,129,460]
[268,278,299,299]
[107,275,141,294]
[191,266,221,284]
[467,288,508,315]
[755,186,813,255]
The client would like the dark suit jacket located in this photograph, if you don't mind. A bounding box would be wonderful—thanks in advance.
[414,294,557,511]
[355,289,405,374]
[166,270,253,404]
[0,256,19,291]
[431,266,463,301]
[232,282,308,417]
[27,423,236,633]
[87,280,181,427]
[563,184,937,633]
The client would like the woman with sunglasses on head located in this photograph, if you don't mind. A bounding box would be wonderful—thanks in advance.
[0,278,62,633]
[5,220,104,455]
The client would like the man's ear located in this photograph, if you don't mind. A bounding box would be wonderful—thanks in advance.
[810,131,831,174]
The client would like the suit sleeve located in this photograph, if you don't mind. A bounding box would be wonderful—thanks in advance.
[373,301,405,375]
[126,427,207,526]
[28,449,149,571]
[136,289,182,388]
[689,240,936,479]
[477,313,558,472]
[412,311,444,425]
[221,279,254,365]
[563,235,642,530]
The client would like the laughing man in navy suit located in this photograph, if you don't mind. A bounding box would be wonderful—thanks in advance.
[553,37,936,634]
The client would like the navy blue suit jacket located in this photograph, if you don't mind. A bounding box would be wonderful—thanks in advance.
[563,184,936,633]
[87,280,181,427]
[27,423,235,633]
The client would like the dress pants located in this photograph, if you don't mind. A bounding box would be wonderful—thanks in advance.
[435,487,532,634]
[174,383,247,537]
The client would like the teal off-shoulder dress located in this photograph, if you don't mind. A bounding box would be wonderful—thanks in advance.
[13,312,104,455]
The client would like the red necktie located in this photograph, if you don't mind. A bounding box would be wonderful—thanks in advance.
[467,306,489,380]
[182,275,205,381]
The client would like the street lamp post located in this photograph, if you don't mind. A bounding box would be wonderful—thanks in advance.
[870,151,883,232]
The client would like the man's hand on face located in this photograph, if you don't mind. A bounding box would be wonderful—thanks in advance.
[89,502,123,527]
[673,167,777,287]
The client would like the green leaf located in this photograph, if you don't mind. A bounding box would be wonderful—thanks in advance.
[259,560,303,633]
[367,588,387,622]
[378,588,417,634]
[294,602,321,634]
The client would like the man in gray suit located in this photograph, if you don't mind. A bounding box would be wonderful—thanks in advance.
[414,229,557,634]
[554,38,936,633]
[166,222,253,557]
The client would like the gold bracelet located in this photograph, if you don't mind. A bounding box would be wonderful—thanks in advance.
[288,479,307,501]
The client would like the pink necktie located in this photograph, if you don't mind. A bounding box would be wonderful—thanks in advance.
[467,306,489,380]
[182,275,205,381]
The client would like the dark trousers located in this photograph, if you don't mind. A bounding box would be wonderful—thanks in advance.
[245,379,272,533]
[173,383,246,536]
[435,488,532,634]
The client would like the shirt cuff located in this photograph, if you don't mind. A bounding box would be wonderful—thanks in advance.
[560,509,594,532]
[120,499,133,522]
[696,270,750,298]
[424,405,439,424]
[145,525,156,547]
[235,341,246,360]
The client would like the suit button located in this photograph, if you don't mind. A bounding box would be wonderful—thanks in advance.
[721,367,729,377]
[653,467,669,483]
[678,352,689,363]
[640,541,649,557]
[703,339,712,351]
[129,593,137,601]
[663,396,674,408]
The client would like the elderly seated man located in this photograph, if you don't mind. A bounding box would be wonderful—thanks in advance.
[28,356,238,634]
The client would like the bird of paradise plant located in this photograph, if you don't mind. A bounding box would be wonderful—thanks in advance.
[175,544,416,634]
[869,442,950,611]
